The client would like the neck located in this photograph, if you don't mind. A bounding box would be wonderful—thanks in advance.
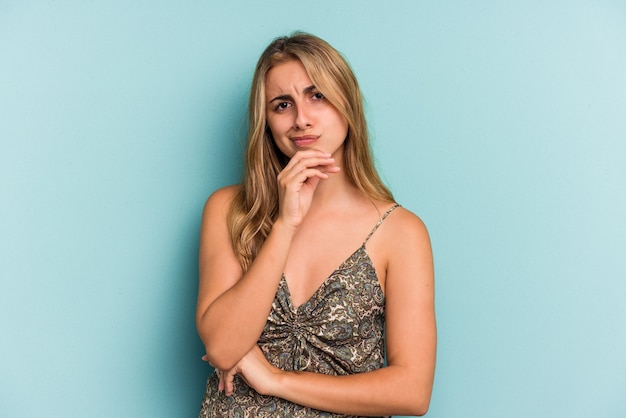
[309,163,363,212]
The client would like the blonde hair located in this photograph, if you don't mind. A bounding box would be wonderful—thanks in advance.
[228,32,394,271]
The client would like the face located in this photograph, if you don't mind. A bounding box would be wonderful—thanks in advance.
[264,60,349,160]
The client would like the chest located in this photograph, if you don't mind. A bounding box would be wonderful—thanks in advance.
[283,221,375,307]
[266,247,386,338]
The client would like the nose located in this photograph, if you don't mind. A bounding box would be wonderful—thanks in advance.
[294,105,311,130]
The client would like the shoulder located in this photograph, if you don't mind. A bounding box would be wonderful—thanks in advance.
[382,205,430,246]
[377,205,432,269]
[203,185,240,213]
[201,184,241,227]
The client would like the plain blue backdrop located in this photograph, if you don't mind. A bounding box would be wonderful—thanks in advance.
[1,1,625,417]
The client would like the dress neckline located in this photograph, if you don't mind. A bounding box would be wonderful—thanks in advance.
[280,244,374,311]
[280,204,400,311]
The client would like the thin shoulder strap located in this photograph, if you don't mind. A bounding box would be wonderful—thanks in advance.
[363,204,401,246]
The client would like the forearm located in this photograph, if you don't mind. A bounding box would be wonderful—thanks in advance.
[271,366,432,417]
[198,220,295,369]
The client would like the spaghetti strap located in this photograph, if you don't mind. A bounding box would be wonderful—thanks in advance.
[362,204,401,246]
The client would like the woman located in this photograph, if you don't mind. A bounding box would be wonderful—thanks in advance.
[197,33,436,417]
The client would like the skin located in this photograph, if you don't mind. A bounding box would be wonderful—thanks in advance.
[196,60,436,416]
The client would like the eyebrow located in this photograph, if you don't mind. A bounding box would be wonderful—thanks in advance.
[269,85,317,103]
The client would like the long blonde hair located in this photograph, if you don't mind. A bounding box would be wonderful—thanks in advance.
[228,32,394,271]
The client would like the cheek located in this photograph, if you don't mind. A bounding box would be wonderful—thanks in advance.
[266,120,294,157]
[324,106,348,134]
[274,142,294,158]
[334,114,349,138]
[341,118,349,136]
[266,116,286,139]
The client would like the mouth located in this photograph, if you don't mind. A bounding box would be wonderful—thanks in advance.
[290,135,319,147]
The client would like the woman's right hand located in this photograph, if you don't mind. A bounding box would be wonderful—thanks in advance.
[276,150,339,229]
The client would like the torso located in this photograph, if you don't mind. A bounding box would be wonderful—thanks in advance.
[199,200,398,417]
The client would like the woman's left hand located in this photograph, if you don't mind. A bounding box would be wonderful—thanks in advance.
[204,345,281,397]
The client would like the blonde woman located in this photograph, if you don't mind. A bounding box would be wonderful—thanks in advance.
[197,33,436,417]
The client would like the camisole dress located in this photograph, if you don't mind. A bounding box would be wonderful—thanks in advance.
[198,205,399,418]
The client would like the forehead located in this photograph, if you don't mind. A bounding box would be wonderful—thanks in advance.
[265,60,313,95]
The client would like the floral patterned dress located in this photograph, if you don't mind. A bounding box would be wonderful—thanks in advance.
[198,205,399,418]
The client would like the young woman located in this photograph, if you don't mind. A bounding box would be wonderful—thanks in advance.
[196,33,436,417]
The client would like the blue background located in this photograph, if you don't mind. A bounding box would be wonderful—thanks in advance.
[1,1,625,417]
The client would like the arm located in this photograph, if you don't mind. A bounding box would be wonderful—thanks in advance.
[196,151,339,370]
[224,210,436,416]
[196,186,295,371]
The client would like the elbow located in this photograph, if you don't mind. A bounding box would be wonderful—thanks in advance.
[400,380,433,416]
[411,400,431,417]
[198,318,252,371]
[203,332,254,371]
[401,397,431,417]
[197,317,240,370]
[411,383,434,416]
[203,344,239,371]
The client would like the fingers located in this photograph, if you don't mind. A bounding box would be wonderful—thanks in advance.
[277,151,340,196]
[281,167,331,188]
[223,368,237,396]
[205,352,242,397]
[278,151,339,185]
[217,369,224,392]
[215,368,237,397]
[276,150,340,228]
[283,149,336,170]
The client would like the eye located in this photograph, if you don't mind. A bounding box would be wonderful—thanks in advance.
[274,102,291,112]
[312,92,325,100]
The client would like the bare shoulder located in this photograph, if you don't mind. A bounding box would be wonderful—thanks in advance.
[203,184,240,214]
[200,184,241,241]
[381,205,431,251]
[380,206,433,283]
[366,203,432,291]
[198,185,242,277]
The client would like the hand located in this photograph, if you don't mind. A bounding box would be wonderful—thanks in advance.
[204,346,281,397]
[200,354,233,394]
[277,150,339,229]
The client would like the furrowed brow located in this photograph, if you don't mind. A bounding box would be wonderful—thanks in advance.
[269,86,317,103]
[269,94,293,103]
